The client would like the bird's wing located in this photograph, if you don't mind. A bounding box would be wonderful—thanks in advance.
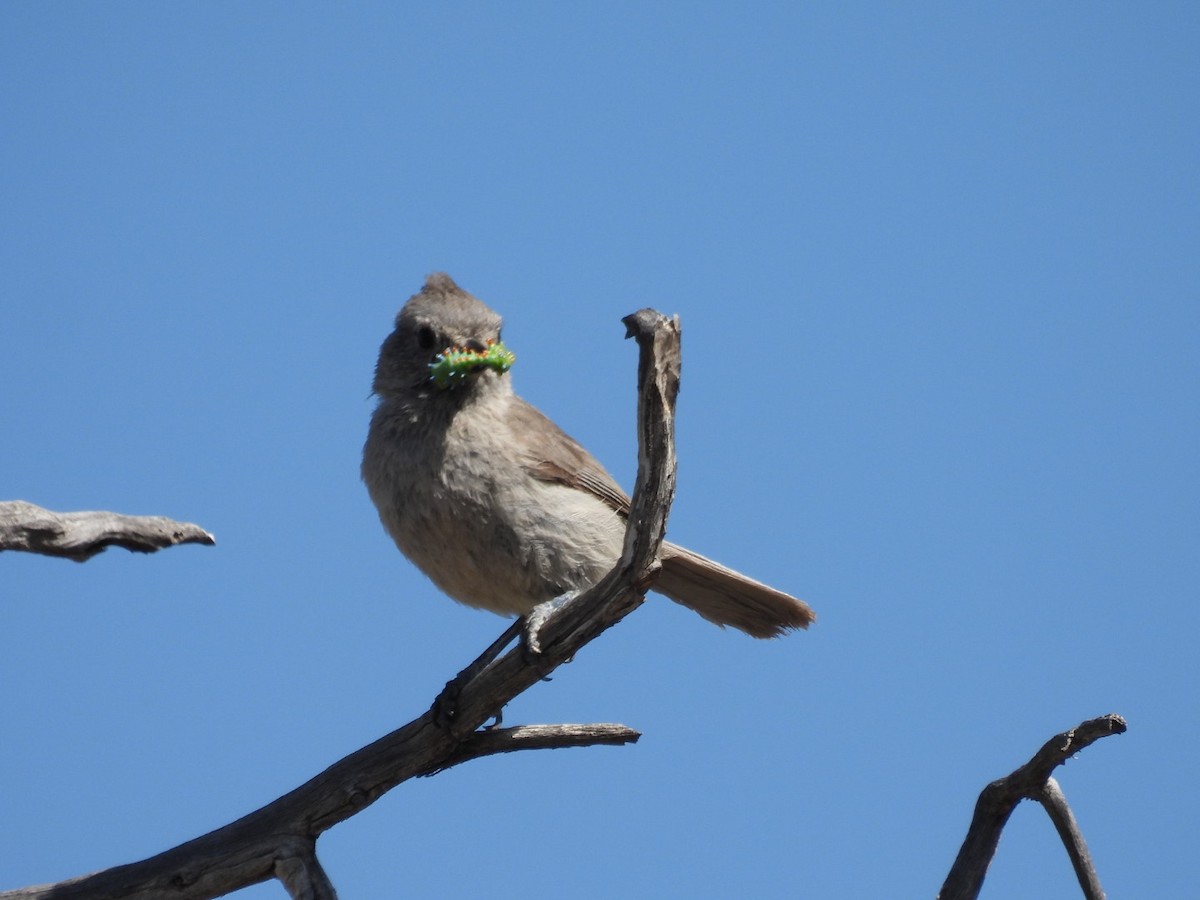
[507,397,632,516]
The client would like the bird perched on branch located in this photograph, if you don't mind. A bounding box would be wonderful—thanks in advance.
[362,273,814,639]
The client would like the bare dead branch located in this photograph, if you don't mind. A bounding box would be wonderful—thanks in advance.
[1039,777,1106,900]
[429,723,642,774]
[274,840,337,900]
[0,500,215,562]
[938,713,1126,900]
[0,310,678,900]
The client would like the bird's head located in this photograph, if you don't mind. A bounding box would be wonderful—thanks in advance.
[372,273,516,399]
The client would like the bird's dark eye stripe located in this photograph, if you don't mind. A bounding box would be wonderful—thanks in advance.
[417,326,436,349]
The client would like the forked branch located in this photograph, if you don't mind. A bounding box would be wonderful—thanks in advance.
[938,713,1127,900]
[0,309,679,900]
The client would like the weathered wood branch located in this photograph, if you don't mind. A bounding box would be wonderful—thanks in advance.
[429,723,642,774]
[0,309,678,900]
[1039,777,1106,900]
[0,501,215,561]
[938,713,1126,900]
[273,841,335,900]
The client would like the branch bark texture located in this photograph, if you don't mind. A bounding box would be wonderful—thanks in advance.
[0,501,215,561]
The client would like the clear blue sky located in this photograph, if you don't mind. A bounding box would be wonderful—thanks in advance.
[3,5,1197,898]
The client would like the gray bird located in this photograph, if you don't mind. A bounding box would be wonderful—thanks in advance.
[362,273,815,639]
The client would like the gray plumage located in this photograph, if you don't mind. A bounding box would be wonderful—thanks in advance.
[362,273,815,638]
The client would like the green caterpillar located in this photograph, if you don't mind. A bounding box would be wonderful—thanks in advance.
[429,340,516,389]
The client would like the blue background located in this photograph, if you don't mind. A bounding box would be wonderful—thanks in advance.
[3,4,1196,898]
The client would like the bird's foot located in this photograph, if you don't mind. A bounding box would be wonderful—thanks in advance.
[521,590,581,660]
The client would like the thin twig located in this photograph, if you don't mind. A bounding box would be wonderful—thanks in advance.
[275,839,338,900]
[1040,777,1106,900]
[429,723,642,774]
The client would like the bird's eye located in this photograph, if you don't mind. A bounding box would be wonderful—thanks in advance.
[417,326,436,350]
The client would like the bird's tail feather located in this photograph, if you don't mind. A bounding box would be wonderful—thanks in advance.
[654,542,815,639]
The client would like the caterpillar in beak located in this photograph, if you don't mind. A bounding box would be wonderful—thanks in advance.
[428,340,516,389]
